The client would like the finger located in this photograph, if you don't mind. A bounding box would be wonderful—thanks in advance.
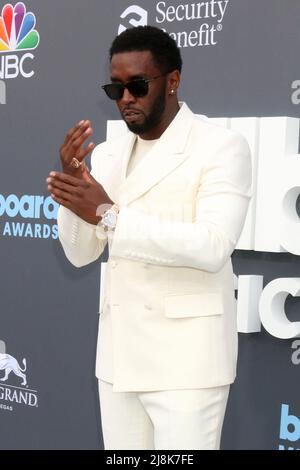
[67,120,92,147]
[47,180,78,197]
[63,127,94,164]
[51,193,73,210]
[80,164,91,183]
[49,185,78,202]
[62,120,84,146]
[51,194,85,222]
[62,119,87,146]
[69,125,93,149]
[47,172,88,187]
[76,142,95,161]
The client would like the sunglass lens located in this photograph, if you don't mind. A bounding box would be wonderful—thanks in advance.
[103,84,124,100]
[127,79,148,97]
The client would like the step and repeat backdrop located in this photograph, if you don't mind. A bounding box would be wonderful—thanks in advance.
[1,0,300,450]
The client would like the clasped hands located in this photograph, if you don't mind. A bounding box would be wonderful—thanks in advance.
[46,120,114,225]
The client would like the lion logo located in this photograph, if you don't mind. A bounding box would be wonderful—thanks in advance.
[0,353,27,386]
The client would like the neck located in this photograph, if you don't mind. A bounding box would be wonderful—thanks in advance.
[139,101,180,140]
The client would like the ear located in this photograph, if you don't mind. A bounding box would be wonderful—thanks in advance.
[168,70,181,95]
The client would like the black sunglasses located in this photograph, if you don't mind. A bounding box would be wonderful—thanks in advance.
[101,72,170,100]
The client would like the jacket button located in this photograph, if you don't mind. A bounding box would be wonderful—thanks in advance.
[111,261,117,268]
[145,304,152,310]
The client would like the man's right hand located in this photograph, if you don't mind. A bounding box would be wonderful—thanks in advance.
[60,120,95,178]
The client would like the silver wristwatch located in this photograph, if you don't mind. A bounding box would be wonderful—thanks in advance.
[100,204,119,232]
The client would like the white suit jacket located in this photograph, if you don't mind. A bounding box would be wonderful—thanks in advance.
[58,103,252,392]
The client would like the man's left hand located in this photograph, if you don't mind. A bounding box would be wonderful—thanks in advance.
[46,171,114,225]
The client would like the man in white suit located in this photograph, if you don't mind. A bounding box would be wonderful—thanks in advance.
[47,26,251,450]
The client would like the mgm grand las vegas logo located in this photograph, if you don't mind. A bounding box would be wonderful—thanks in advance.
[0,340,38,412]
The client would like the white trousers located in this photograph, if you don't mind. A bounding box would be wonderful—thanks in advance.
[98,379,230,450]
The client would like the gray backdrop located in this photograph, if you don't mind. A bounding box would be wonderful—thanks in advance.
[0,0,300,449]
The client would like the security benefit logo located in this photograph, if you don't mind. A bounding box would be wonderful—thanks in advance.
[0,194,59,239]
[0,2,40,79]
[118,1,230,48]
[0,342,38,412]
[118,5,148,34]
[279,404,300,450]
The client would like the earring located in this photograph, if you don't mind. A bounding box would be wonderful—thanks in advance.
[170,89,175,95]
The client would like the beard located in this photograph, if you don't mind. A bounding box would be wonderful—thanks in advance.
[122,86,167,135]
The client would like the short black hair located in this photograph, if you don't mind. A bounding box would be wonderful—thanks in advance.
[109,26,182,74]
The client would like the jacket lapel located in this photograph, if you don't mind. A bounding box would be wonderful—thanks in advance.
[116,102,195,206]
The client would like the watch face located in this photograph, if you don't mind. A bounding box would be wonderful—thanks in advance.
[103,210,117,229]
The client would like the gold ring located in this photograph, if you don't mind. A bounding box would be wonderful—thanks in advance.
[70,157,82,169]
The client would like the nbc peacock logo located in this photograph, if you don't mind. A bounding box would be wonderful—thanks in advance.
[0,2,39,53]
[0,2,40,80]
